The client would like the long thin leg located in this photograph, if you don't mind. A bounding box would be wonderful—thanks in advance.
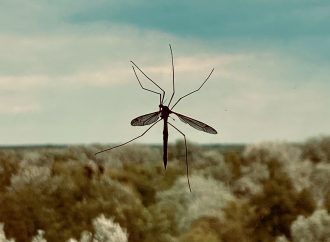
[131,60,166,104]
[167,44,175,107]
[168,122,191,192]
[95,119,161,155]
[132,66,162,104]
[170,68,214,110]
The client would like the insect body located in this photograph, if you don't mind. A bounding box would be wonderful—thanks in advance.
[96,45,217,192]
[160,105,170,169]
[130,104,217,169]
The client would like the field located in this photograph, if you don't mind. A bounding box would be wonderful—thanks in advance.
[0,136,330,242]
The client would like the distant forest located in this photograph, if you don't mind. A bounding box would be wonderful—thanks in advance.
[1,136,329,242]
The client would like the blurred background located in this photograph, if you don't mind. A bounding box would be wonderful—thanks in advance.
[1,0,329,146]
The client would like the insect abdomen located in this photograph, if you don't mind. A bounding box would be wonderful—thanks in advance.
[163,118,168,169]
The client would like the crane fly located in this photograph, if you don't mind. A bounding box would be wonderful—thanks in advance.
[95,44,217,192]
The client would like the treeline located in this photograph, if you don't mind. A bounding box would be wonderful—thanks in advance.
[0,137,329,242]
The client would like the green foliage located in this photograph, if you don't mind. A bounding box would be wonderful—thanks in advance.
[325,195,330,213]
[245,160,315,242]
[178,217,220,242]
[302,136,330,163]
[220,201,253,242]
[0,150,20,191]
[223,150,243,180]
[0,160,151,242]
[290,209,330,242]
[0,137,328,242]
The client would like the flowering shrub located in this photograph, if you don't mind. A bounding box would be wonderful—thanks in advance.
[0,154,151,242]
[10,164,53,192]
[275,236,289,242]
[0,150,20,191]
[242,142,312,192]
[196,150,233,184]
[302,136,330,163]
[31,230,47,242]
[155,174,234,233]
[309,163,330,206]
[92,214,128,242]
[290,209,330,242]
[232,161,269,196]
[243,142,301,165]
[0,223,14,242]
[69,214,128,242]
[245,161,315,242]
[0,136,328,242]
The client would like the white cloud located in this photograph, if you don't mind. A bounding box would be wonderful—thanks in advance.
[0,2,329,144]
[0,100,40,114]
[0,75,49,91]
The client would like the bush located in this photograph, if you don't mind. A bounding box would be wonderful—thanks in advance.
[69,214,128,242]
[153,174,234,237]
[290,209,330,242]
[0,158,151,242]
[0,223,15,242]
[0,138,327,242]
[0,150,20,192]
[246,160,315,242]
[302,136,330,163]
[309,163,330,206]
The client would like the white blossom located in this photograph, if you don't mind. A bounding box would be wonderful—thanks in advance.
[233,161,269,195]
[31,230,47,242]
[198,151,233,183]
[67,231,92,242]
[10,165,52,191]
[243,142,312,192]
[68,214,128,242]
[0,223,15,242]
[275,235,290,242]
[291,209,330,242]
[310,163,330,206]
[156,174,234,232]
[92,214,128,242]
[243,142,301,165]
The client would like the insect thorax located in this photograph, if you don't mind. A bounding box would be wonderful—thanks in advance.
[160,105,170,119]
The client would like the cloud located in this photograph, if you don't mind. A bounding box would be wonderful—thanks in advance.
[0,103,40,114]
[0,1,329,144]
[69,0,329,39]
[0,75,49,91]
[0,95,41,114]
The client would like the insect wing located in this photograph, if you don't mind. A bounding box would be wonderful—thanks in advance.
[131,111,161,126]
[173,112,217,134]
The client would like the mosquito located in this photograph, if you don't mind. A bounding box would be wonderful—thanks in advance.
[95,44,217,192]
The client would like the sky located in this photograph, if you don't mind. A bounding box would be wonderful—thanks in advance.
[0,0,329,145]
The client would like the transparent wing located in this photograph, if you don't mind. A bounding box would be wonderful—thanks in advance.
[172,112,217,134]
[131,111,161,126]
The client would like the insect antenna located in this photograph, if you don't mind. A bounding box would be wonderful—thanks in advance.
[95,119,161,155]
[170,68,214,110]
[131,60,166,104]
[167,44,175,106]
[168,122,191,192]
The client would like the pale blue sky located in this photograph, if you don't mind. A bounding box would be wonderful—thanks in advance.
[0,0,329,145]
